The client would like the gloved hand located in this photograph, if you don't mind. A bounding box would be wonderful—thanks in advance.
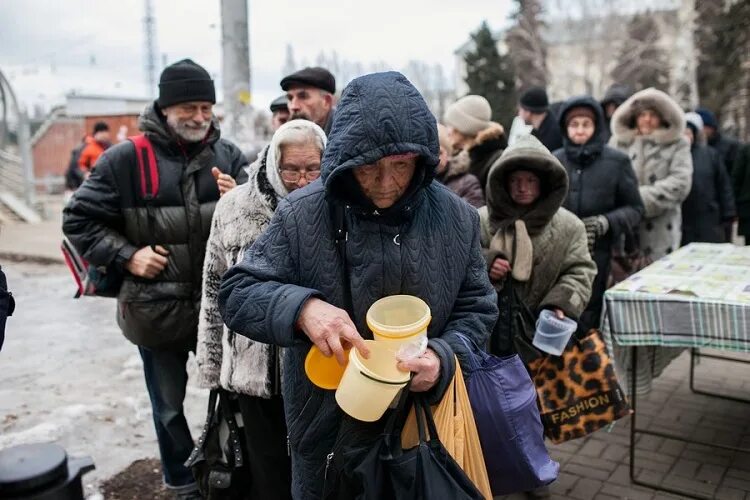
[582,215,609,256]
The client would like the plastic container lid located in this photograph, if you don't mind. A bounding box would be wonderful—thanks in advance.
[0,443,68,495]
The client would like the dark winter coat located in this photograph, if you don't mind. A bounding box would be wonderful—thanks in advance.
[731,143,750,237]
[0,265,13,352]
[709,132,741,176]
[218,72,497,500]
[554,95,644,332]
[437,150,485,208]
[65,140,86,190]
[610,88,693,260]
[532,111,563,152]
[62,103,248,349]
[465,122,506,195]
[681,141,736,244]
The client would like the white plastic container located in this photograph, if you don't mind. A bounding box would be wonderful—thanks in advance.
[366,295,431,360]
[335,340,411,422]
[532,309,577,356]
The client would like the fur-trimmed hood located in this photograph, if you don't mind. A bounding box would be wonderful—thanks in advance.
[443,149,471,179]
[486,134,568,235]
[472,122,506,149]
[611,87,685,145]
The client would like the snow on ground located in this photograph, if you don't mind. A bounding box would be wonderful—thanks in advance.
[0,262,208,497]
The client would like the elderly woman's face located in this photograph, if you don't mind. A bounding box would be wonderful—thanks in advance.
[636,109,662,136]
[353,156,417,209]
[508,170,541,207]
[278,141,322,192]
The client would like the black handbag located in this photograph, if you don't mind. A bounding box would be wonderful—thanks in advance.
[185,390,252,499]
[327,391,484,500]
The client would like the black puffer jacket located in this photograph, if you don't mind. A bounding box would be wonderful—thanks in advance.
[554,95,644,332]
[681,136,736,244]
[63,103,248,348]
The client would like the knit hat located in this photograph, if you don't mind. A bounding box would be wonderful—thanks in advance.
[564,105,597,127]
[443,95,492,137]
[280,67,336,94]
[269,94,289,113]
[157,59,216,109]
[519,87,549,113]
[696,108,717,129]
[685,111,704,136]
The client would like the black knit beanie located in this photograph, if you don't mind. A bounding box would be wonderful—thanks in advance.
[157,59,216,109]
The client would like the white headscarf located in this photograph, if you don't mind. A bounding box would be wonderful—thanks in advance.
[265,119,327,197]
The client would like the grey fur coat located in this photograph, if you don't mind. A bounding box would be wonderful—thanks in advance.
[196,118,328,396]
[610,88,693,260]
[195,145,286,396]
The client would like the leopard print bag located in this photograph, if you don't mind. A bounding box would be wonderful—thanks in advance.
[525,330,632,444]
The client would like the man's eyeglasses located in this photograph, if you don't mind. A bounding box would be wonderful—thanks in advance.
[279,169,321,182]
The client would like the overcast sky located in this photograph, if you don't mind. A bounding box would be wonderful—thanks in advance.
[0,0,512,114]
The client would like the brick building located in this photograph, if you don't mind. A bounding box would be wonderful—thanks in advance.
[31,94,150,191]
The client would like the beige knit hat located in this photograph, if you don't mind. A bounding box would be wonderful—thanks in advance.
[443,95,492,137]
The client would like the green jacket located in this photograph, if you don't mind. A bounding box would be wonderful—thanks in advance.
[479,134,596,320]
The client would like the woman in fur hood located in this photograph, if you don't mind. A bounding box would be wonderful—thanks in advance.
[443,94,507,197]
[196,119,327,499]
[609,87,693,260]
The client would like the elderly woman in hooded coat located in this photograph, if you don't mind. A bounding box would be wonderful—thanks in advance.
[609,88,693,393]
[609,88,693,261]
[479,134,597,356]
[553,95,644,333]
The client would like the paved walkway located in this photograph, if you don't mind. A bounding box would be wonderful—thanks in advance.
[0,200,65,263]
[498,351,750,500]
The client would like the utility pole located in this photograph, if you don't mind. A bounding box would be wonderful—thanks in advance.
[143,0,158,98]
[220,0,254,149]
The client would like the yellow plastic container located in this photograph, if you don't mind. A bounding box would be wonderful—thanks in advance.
[304,345,349,390]
[366,295,431,356]
[335,340,411,422]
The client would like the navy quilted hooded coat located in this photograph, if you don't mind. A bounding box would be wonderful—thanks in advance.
[219,72,497,499]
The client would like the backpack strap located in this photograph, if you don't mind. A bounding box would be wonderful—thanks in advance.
[128,134,159,249]
[128,134,159,200]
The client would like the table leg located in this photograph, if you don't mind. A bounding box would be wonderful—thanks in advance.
[690,348,750,404]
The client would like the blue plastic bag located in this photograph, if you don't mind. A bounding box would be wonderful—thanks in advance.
[457,334,559,495]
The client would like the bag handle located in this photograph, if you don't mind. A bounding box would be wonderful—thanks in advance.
[455,332,485,373]
[415,396,441,447]
[184,389,219,467]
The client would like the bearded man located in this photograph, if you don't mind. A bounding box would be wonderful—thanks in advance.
[63,58,248,499]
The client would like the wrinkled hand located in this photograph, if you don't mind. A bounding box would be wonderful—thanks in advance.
[296,298,370,365]
[126,245,169,279]
[397,348,441,392]
[212,167,237,196]
[489,257,512,281]
[582,215,609,256]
